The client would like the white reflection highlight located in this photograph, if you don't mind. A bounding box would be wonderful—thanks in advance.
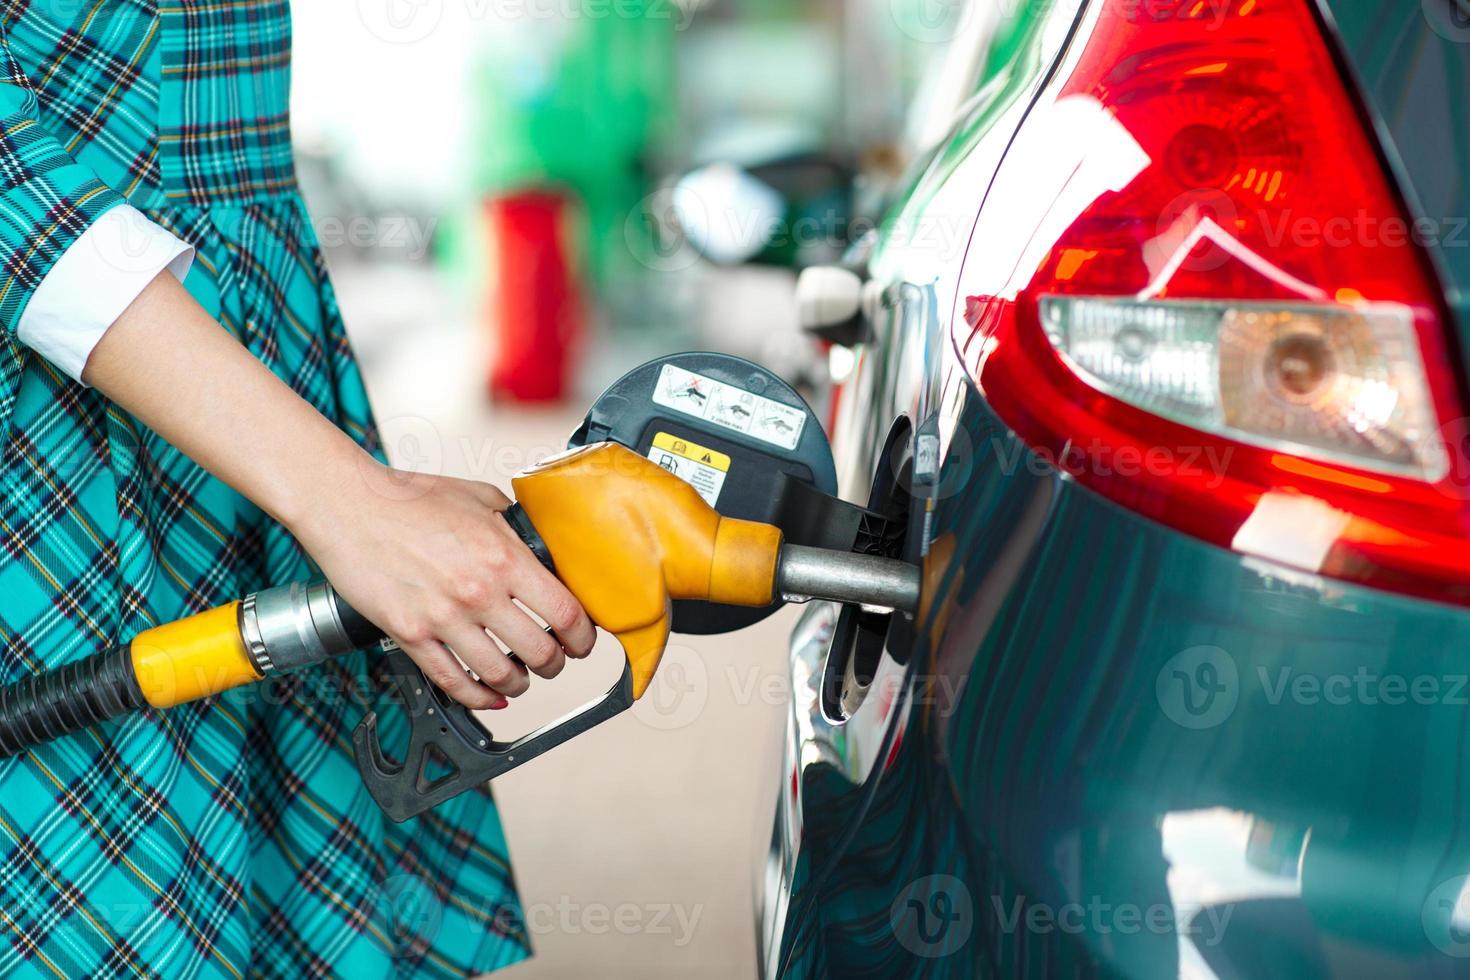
[1139,217,1328,303]
[673,164,785,265]
[1231,492,1351,572]
[1163,808,1307,980]
[962,94,1149,301]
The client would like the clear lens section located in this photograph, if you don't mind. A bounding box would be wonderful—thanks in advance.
[1040,295,1448,481]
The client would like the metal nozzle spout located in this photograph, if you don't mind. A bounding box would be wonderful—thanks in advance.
[775,544,921,615]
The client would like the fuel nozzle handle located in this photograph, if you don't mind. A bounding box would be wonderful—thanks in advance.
[510,442,785,698]
[508,442,920,695]
[356,442,922,822]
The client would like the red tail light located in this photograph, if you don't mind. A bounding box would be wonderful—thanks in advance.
[958,0,1470,604]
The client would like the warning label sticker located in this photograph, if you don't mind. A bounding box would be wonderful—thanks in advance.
[647,431,729,506]
[651,364,806,451]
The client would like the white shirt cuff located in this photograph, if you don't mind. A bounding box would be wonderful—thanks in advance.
[17,204,195,385]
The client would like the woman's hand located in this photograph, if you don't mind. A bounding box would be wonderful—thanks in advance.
[292,459,598,709]
[82,272,596,711]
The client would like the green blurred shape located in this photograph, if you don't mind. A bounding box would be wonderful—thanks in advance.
[469,2,679,285]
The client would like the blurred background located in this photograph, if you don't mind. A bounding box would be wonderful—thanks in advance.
[289,2,968,975]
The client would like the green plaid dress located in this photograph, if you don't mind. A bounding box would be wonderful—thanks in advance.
[0,3,529,977]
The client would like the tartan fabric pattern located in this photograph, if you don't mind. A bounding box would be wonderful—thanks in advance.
[158,2,296,205]
[0,3,530,977]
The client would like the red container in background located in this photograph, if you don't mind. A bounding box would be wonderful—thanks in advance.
[485,190,583,402]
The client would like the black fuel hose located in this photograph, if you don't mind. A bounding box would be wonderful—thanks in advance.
[0,646,146,757]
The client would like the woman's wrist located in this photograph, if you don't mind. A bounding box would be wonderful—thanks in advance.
[274,434,390,547]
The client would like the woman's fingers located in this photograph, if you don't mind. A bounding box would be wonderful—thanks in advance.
[397,636,506,710]
[511,569,597,659]
[492,511,598,658]
[486,603,568,680]
[444,624,531,698]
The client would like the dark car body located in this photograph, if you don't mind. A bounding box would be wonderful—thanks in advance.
[759,1,1470,976]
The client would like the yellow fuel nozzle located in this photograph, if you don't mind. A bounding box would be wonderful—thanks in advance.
[512,442,783,698]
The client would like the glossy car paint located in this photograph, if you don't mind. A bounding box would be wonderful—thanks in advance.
[1322,0,1470,335]
[759,1,1470,976]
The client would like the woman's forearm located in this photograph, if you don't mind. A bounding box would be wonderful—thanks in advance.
[80,271,596,707]
[83,270,367,531]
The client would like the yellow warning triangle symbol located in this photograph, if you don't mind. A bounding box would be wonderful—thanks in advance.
[701,453,713,463]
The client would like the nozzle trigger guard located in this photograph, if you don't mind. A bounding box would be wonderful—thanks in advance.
[352,649,634,822]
